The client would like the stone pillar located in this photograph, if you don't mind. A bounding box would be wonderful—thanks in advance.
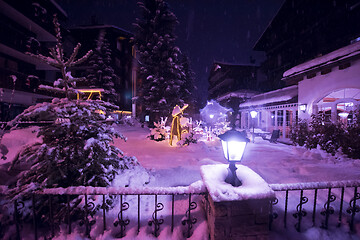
[201,165,275,240]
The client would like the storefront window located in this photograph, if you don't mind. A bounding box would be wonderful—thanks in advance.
[318,106,332,123]
[277,110,284,126]
[317,88,360,124]
[271,111,275,126]
[337,102,355,125]
[286,110,291,126]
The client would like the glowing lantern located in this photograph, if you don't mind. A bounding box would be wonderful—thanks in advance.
[218,129,249,187]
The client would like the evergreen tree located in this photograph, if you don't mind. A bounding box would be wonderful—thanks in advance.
[179,54,197,114]
[86,30,119,104]
[134,0,189,119]
[5,16,140,228]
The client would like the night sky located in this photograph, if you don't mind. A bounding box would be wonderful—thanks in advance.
[57,0,284,105]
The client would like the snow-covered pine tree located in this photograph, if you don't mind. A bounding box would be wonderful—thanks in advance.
[4,15,141,232]
[86,30,119,104]
[179,54,197,114]
[133,0,187,120]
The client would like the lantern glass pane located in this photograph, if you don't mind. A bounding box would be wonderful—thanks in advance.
[221,140,247,161]
[299,105,306,111]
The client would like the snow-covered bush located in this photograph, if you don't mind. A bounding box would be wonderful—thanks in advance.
[117,115,139,126]
[304,114,345,156]
[213,121,230,136]
[341,110,360,159]
[291,113,360,158]
[290,120,308,146]
[148,121,168,141]
[176,131,202,147]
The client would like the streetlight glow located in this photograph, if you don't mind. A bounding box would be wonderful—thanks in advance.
[250,110,258,119]
[250,110,258,143]
[218,129,250,187]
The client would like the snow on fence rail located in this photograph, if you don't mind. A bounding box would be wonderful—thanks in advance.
[269,180,360,233]
[269,180,360,191]
[35,183,206,195]
[0,184,207,240]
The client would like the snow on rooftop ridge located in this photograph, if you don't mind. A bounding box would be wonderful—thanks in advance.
[283,40,360,78]
[200,164,275,202]
[240,85,297,108]
[217,90,259,101]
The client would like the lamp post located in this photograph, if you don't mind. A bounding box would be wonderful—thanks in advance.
[250,110,258,143]
[218,129,250,187]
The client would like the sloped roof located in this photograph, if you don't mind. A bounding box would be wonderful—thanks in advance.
[283,41,360,79]
[240,85,297,108]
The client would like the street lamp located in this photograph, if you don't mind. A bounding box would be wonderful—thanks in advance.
[250,110,258,143]
[218,129,250,187]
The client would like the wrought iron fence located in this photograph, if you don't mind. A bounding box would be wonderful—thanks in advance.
[269,180,360,232]
[0,186,207,239]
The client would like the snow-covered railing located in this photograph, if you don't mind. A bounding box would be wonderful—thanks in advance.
[1,184,207,240]
[269,180,360,233]
[35,184,206,195]
[269,180,360,191]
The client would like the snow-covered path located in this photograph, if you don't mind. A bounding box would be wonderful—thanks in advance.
[116,125,360,187]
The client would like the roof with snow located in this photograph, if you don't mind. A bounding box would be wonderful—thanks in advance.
[216,89,260,102]
[282,41,360,80]
[239,85,298,108]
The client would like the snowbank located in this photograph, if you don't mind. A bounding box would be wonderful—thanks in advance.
[200,164,275,202]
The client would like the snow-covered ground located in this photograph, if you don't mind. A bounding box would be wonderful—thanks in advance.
[1,124,360,239]
[116,125,360,186]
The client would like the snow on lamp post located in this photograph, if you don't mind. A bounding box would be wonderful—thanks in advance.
[250,110,258,143]
[218,129,249,187]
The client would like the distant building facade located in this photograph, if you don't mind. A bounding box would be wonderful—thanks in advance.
[254,0,360,92]
[208,62,262,101]
[70,25,138,114]
[239,0,360,139]
[0,0,67,121]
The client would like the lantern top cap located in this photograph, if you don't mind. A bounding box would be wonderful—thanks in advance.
[218,129,250,142]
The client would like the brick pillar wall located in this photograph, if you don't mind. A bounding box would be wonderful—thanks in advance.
[201,164,275,240]
[205,195,272,240]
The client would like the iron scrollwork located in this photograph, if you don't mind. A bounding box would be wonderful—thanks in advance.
[182,199,197,238]
[114,195,130,238]
[346,191,360,231]
[346,192,360,215]
[293,193,308,232]
[148,197,164,237]
[320,192,336,229]
[80,195,97,237]
[14,200,25,239]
